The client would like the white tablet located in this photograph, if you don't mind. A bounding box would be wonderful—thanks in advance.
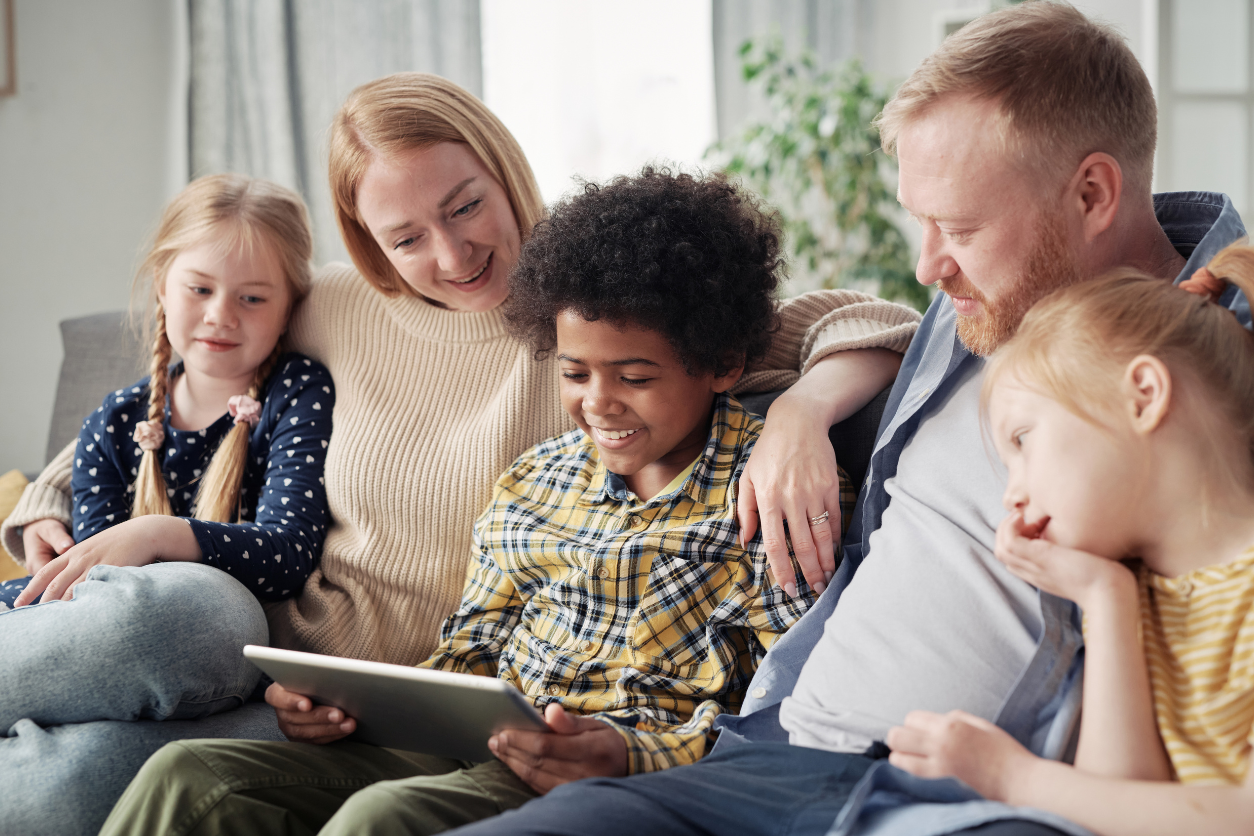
[243,645,547,761]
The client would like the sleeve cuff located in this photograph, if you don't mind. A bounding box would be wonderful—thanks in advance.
[1,481,75,566]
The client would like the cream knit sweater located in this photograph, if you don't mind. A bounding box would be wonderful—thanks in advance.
[3,264,919,666]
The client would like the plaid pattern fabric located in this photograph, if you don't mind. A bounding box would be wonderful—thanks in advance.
[422,393,857,773]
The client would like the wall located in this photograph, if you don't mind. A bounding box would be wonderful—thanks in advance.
[0,0,181,475]
[861,0,1153,84]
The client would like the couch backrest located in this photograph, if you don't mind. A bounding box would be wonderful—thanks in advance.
[47,311,146,465]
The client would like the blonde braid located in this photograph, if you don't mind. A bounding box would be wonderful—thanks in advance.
[194,345,283,522]
[130,307,175,517]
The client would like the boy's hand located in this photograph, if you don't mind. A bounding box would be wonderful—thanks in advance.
[13,516,200,606]
[995,511,1133,611]
[266,681,356,744]
[21,518,75,575]
[489,703,628,794]
[887,709,1035,803]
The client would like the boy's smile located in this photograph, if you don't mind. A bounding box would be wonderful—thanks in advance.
[556,311,742,501]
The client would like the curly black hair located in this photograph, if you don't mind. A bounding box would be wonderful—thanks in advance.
[504,167,783,377]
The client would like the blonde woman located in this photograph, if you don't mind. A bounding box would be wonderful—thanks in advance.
[2,73,918,835]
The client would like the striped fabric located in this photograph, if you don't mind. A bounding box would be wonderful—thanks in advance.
[1139,548,1254,785]
[422,393,855,774]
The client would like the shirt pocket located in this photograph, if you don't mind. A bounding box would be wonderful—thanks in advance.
[630,551,739,680]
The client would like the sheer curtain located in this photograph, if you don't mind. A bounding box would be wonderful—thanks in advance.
[188,0,482,264]
[712,0,868,139]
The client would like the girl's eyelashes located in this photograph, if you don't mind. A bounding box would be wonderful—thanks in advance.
[560,371,587,382]
[393,235,419,251]
[622,377,652,386]
[1011,429,1028,448]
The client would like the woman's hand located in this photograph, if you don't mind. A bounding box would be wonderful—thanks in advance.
[995,511,1133,611]
[738,348,902,597]
[266,681,357,744]
[13,515,201,606]
[887,709,1036,802]
[20,518,75,575]
[738,401,842,597]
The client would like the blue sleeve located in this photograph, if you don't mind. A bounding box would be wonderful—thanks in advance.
[69,392,142,543]
[186,358,334,601]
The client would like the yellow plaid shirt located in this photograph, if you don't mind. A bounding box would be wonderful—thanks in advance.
[422,394,856,773]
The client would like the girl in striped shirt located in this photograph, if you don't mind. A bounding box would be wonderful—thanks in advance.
[886,244,1254,835]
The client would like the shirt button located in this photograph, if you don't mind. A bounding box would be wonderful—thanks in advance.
[580,640,593,652]
[597,566,610,579]
[547,685,561,697]
[751,687,767,700]
[1178,579,1193,597]
[629,514,643,527]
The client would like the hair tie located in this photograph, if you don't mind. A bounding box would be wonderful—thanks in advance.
[1179,266,1227,304]
[132,420,165,452]
[227,395,262,428]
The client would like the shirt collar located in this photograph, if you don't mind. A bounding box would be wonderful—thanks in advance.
[579,392,754,509]
[1154,191,1247,280]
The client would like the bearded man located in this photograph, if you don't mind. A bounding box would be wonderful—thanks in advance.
[370,4,1252,836]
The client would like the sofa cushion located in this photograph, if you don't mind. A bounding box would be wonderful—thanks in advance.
[46,311,147,465]
[0,470,31,580]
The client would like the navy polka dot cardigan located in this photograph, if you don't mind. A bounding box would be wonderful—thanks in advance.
[69,352,334,601]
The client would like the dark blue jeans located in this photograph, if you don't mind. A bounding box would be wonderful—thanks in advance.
[446,743,1067,836]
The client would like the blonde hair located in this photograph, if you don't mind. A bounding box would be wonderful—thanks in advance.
[328,72,545,297]
[984,245,1254,494]
[875,1,1156,192]
[131,173,313,523]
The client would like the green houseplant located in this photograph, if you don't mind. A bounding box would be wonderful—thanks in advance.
[710,39,929,310]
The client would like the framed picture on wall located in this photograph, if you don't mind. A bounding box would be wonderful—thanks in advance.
[0,0,14,97]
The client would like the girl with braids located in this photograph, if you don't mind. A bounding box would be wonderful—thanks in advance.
[887,245,1254,835]
[0,174,333,699]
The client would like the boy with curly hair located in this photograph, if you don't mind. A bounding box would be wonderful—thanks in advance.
[104,168,918,836]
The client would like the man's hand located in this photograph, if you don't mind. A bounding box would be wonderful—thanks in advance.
[21,518,74,576]
[995,511,1132,611]
[266,681,356,744]
[887,709,1036,803]
[489,703,628,794]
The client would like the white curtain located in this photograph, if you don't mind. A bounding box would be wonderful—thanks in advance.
[712,0,868,139]
[188,0,483,264]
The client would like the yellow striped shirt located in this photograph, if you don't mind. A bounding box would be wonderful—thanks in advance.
[1139,548,1254,785]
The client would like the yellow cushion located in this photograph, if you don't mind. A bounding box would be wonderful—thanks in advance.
[0,470,31,580]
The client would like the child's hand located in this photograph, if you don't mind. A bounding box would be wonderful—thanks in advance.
[489,703,628,794]
[995,511,1133,610]
[13,516,201,606]
[266,681,356,744]
[887,710,1035,802]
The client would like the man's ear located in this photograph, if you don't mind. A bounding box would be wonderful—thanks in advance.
[1066,152,1122,244]
[1122,354,1172,434]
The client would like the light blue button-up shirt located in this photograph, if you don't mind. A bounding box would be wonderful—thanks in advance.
[713,192,1248,836]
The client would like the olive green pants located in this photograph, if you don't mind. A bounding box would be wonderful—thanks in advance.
[98,738,540,836]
